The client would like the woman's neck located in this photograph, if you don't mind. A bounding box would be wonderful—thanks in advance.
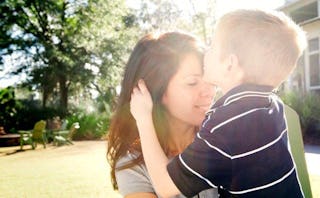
[167,119,197,158]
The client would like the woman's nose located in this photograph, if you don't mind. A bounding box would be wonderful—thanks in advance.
[200,82,216,98]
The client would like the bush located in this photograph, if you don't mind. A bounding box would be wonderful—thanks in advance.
[14,100,66,130]
[280,90,320,138]
[0,87,17,133]
[65,111,110,140]
[1,87,112,139]
[0,87,58,133]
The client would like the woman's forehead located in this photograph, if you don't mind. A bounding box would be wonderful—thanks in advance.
[175,54,203,75]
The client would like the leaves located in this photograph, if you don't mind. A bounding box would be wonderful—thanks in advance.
[1,0,136,112]
[1,0,218,114]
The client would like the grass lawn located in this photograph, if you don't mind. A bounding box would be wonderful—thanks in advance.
[306,150,320,198]
[310,174,320,198]
[0,141,319,197]
[0,141,121,198]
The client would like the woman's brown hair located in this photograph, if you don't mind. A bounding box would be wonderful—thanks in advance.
[107,31,204,189]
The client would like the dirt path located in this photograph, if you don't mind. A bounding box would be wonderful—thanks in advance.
[0,141,121,198]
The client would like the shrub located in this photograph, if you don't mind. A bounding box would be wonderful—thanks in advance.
[65,111,110,140]
[14,100,66,130]
[0,87,57,132]
[280,90,320,138]
[0,87,17,133]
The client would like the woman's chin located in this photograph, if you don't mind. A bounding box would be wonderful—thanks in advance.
[193,115,206,126]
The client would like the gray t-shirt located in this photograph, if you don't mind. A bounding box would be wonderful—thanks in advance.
[115,152,218,198]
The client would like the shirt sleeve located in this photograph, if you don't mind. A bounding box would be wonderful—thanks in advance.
[167,125,232,197]
[115,154,156,196]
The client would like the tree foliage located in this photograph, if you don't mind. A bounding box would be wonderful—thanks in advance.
[78,0,139,112]
[1,0,217,117]
[0,0,136,113]
[128,0,217,44]
[1,0,221,137]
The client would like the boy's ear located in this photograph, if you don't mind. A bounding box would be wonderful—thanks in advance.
[228,53,244,80]
[227,53,240,71]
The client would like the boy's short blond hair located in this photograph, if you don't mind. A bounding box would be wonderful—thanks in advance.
[215,9,307,87]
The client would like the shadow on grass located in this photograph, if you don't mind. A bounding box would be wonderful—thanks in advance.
[0,148,29,156]
[0,145,46,156]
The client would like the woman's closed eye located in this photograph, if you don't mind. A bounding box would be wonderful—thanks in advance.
[185,76,201,86]
[186,79,200,86]
[187,81,198,86]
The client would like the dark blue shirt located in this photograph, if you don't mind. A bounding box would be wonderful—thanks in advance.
[167,84,304,198]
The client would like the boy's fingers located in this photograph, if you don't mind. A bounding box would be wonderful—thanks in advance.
[132,87,139,96]
[138,79,148,94]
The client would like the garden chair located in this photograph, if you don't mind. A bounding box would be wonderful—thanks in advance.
[19,120,47,150]
[47,119,69,142]
[59,119,69,131]
[53,122,80,146]
[284,105,313,198]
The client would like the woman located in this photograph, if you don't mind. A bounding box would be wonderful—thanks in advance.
[107,32,218,198]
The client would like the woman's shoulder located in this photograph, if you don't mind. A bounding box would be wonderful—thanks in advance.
[116,152,149,180]
[116,151,142,168]
[115,152,156,196]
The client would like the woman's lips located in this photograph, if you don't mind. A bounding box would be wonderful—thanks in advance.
[196,104,211,111]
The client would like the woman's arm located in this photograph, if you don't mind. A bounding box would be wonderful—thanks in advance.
[130,80,181,198]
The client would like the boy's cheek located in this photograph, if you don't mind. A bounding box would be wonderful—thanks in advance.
[202,70,214,84]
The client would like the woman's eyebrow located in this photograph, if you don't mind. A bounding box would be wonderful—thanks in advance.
[184,74,202,77]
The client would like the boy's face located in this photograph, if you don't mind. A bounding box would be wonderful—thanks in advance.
[203,32,228,88]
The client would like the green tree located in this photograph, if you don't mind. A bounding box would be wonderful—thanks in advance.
[0,0,135,113]
[188,0,217,44]
[128,0,217,44]
[78,0,138,112]
[1,0,90,111]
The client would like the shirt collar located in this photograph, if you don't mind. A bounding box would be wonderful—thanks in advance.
[211,84,274,109]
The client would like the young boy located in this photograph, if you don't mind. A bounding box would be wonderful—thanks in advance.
[130,9,306,197]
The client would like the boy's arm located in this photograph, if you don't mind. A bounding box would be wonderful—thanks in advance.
[130,80,181,198]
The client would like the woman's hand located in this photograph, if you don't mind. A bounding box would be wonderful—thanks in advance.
[130,79,153,124]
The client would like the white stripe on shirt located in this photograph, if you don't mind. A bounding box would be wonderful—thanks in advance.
[210,107,267,133]
[229,167,295,194]
[202,111,213,126]
[178,154,218,188]
[230,129,287,159]
[224,94,270,106]
[224,91,271,106]
[197,133,232,158]
[197,128,287,159]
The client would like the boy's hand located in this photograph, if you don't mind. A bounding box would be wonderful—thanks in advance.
[130,79,153,124]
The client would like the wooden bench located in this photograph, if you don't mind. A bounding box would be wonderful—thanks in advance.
[0,134,20,147]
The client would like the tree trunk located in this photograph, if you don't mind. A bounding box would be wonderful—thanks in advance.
[59,75,68,114]
[42,88,47,108]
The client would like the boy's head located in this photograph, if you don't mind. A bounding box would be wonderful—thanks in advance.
[204,9,307,93]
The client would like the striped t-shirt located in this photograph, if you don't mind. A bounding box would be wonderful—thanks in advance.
[167,84,304,198]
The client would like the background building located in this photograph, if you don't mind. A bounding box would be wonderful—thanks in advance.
[280,0,320,93]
